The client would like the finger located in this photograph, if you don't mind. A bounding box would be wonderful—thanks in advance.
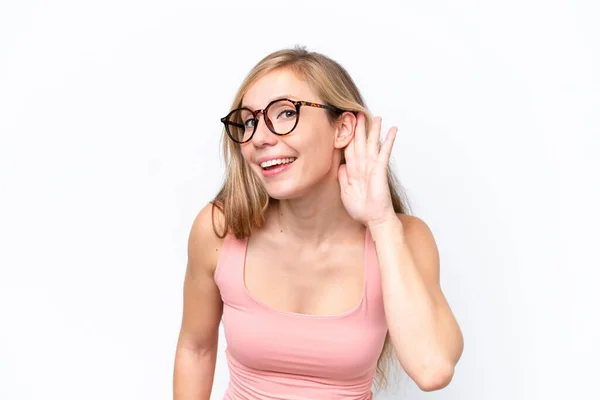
[353,112,367,169]
[368,116,382,158]
[377,126,398,166]
[338,164,349,191]
[344,135,358,177]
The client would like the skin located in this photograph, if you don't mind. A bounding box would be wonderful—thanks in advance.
[173,68,464,398]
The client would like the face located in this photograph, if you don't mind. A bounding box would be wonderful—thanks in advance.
[238,68,355,200]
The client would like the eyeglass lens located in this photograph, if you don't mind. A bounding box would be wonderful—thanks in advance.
[226,99,298,143]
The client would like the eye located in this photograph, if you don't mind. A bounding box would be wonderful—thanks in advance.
[278,109,297,119]
[244,118,256,128]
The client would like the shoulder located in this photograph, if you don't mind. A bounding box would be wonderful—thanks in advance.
[395,213,441,279]
[396,214,436,242]
[187,202,227,275]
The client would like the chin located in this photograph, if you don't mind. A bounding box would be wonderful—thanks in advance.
[255,160,330,200]
[264,184,303,200]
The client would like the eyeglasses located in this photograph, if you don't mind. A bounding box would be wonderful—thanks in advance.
[220,98,346,144]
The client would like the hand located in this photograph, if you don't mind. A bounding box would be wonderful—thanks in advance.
[338,112,399,228]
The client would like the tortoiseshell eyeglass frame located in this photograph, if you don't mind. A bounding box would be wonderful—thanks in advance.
[220,98,349,144]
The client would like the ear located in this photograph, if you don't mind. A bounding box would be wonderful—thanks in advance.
[333,111,357,149]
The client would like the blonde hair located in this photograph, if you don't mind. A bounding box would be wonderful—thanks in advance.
[211,45,410,392]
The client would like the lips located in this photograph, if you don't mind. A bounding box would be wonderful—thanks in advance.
[259,157,296,177]
[257,156,297,169]
[260,157,296,169]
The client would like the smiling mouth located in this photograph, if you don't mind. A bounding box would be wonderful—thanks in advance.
[260,157,297,171]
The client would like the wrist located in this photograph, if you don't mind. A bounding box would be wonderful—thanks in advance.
[366,211,400,232]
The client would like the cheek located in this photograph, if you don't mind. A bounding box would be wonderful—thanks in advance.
[298,131,336,173]
[240,146,255,166]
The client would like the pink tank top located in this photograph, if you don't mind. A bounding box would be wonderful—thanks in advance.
[214,227,388,400]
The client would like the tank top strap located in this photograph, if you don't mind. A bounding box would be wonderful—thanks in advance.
[364,227,381,286]
[214,232,249,298]
[361,227,385,317]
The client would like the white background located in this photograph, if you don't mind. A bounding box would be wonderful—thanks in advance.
[1,1,599,399]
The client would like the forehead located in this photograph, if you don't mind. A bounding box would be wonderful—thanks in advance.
[242,68,318,109]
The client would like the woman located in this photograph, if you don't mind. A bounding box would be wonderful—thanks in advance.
[173,46,463,400]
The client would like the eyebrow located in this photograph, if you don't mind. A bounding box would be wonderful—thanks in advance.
[241,94,298,110]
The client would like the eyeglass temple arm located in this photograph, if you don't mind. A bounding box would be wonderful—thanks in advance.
[298,101,353,115]
[221,117,245,128]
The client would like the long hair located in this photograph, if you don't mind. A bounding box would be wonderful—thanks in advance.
[211,46,410,392]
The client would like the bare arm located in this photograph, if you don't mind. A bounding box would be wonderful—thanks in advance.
[369,213,464,392]
[173,203,224,400]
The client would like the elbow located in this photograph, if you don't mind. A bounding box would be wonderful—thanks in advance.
[415,329,464,391]
[176,332,218,359]
[413,361,455,392]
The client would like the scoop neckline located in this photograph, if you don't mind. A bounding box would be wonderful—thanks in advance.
[240,227,371,319]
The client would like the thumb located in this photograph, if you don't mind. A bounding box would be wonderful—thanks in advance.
[338,164,349,191]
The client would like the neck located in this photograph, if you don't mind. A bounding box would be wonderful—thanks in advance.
[271,175,363,247]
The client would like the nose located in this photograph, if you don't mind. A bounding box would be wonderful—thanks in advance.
[251,111,277,147]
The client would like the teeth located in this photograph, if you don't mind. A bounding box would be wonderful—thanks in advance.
[260,157,296,168]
